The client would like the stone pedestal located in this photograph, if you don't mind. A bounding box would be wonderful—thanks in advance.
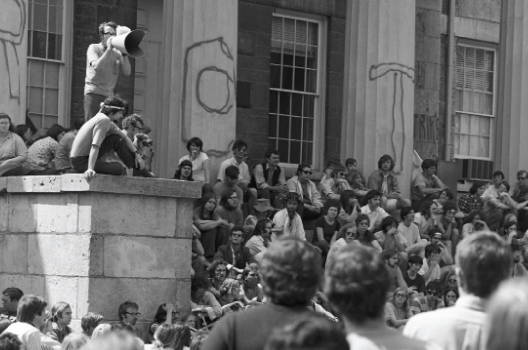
[496,0,528,179]
[155,0,238,180]
[341,0,416,198]
[0,174,200,334]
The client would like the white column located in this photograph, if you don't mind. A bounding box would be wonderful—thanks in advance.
[341,0,416,198]
[157,0,237,180]
[495,0,528,179]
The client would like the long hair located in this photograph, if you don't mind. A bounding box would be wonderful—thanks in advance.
[389,287,410,313]
[340,190,357,215]
[46,124,65,141]
[152,323,191,350]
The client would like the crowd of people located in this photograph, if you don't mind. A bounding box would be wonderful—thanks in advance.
[2,17,528,350]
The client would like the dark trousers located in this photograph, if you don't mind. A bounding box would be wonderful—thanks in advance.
[84,93,106,121]
[71,134,135,175]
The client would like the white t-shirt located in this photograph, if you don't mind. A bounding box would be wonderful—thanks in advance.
[216,157,250,182]
[179,152,209,182]
[272,209,305,241]
[4,322,41,350]
[360,205,389,231]
[398,222,420,246]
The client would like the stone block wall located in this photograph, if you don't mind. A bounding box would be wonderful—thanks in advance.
[0,175,199,336]
[236,0,346,170]
[71,0,138,125]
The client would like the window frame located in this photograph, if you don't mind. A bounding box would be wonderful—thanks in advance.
[26,0,73,129]
[453,39,497,161]
[269,8,327,171]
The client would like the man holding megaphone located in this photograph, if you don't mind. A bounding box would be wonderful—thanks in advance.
[84,21,131,121]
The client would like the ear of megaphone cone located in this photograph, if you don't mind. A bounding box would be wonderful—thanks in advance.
[110,29,146,58]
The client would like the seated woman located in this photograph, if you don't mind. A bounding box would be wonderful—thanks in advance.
[190,276,222,321]
[0,113,28,176]
[482,180,521,231]
[437,203,460,255]
[313,200,341,262]
[354,214,382,252]
[214,226,256,274]
[347,170,369,204]
[173,160,193,180]
[193,193,229,261]
[443,287,459,307]
[327,224,362,266]
[461,210,488,239]
[240,265,264,307]
[337,190,360,227]
[15,124,33,147]
[245,219,272,263]
[23,124,66,175]
[384,287,412,331]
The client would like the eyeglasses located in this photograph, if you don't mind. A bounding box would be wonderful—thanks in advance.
[448,278,457,283]
[125,312,141,317]
[229,196,238,200]
[395,294,407,298]
[427,290,438,296]
[231,233,243,238]
[302,170,312,175]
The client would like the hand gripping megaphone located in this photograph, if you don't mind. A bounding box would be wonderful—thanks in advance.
[110,26,146,58]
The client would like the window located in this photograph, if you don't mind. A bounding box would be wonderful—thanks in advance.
[268,12,325,166]
[454,43,496,159]
[27,0,72,129]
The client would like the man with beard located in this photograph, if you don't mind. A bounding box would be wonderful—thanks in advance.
[272,192,305,240]
[410,281,444,315]
[84,21,131,120]
[383,248,407,293]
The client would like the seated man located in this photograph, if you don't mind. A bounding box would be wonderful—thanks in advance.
[249,149,287,208]
[367,155,411,212]
[216,140,257,215]
[0,287,23,320]
[511,169,528,197]
[411,159,448,211]
[287,164,323,221]
[360,190,389,233]
[54,120,84,173]
[272,192,306,241]
[383,249,407,294]
[418,244,442,284]
[173,160,193,181]
[69,97,148,180]
[214,226,256,274]
[213,166,244,205]
[410,281,444,315]
[403,255,426,297]
[437,203,460,256]
[320,165,351,200]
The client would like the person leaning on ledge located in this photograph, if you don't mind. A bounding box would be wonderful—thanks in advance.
[69,97,149,181]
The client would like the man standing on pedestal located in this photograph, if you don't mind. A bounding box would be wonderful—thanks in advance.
[84,21,131,121]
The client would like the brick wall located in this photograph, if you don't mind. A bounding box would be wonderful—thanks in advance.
[71,0,138,125]
[237,0,346,170]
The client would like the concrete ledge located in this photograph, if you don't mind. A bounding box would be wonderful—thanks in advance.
[3,174,202,199]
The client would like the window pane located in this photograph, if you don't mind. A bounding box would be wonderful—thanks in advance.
[302,142,313,164]
[282,66,293,90]
[268,138,277,152]
[304,95,315,118]
[283,53,293,66]
[45,61,60,88]
[278,115,289,139]
[49,6,57,33]
[279,92,290,115]
[271,52,281,65]
[306,69,317,93]
[48,33,62,60]
[479,137,490,158]
[33,3,48,31]
[290,141,301,164]
[480,116,490,136]
[269,90,278,113]
[291,117,302,140]
[270,65,281,89]
[294,67,305,91]
[278,139,289,161]
[44,115,59,128]
[28,113,43,130]
[32,31,47,58]
[295,55,305,68]
[469,136,479,157]
[303,118,314,141]
[291,93,302,116]
[269,114,277,137]
[29,87,43,113]
[44,89,59,115]
[29,60,44,87]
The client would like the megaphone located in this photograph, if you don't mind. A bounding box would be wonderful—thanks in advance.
[110,26,146,58]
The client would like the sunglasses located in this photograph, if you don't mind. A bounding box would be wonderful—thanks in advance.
[427,290,439,296]
[302,170,312,175]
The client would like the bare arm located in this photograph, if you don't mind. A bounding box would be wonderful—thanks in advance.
[121,54,131,76]
[315,227,325,243]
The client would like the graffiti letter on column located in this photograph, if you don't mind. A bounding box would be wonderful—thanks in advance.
[0,0,26,100]
[369,62,415,173]
[182,37,236,157]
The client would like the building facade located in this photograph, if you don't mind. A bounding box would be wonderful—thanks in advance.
[3,0,524,196]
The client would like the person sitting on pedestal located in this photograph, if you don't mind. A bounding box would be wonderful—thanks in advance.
[216,140,257,215]
[368,154,411,213]
[54,120,84,174]
[249,149,287,208]
[287,164,323,221]
[69,97,148,180]
[23,124,66,175]
[411,159,448,211]
[173,160,193,181]
[320,165,351,201]
[0,113,27,177]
